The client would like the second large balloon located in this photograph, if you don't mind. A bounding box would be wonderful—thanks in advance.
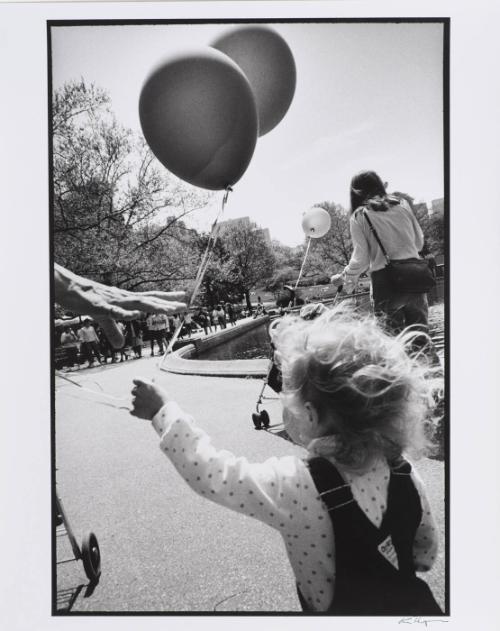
[212,27,296,137]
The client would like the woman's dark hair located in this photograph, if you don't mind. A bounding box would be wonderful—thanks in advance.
[350,170,387,214]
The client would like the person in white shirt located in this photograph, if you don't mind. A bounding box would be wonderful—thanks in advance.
[210,307,219,332]
[146,313,169,356]
[183,311,193,338]
[129,304,441,614]
[331,171,428,335]
[77,319,102,367]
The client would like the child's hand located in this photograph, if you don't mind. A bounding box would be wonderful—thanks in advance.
[130,378,170,420]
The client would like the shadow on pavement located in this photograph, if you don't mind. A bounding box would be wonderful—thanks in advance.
[56,577,99,612]
[56,583,84,613]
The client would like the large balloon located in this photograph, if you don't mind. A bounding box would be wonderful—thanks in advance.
[212,26,296,137]
[301,207,331,239]
[139,48,258,191]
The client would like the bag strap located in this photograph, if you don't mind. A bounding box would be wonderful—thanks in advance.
[362,209,391,265]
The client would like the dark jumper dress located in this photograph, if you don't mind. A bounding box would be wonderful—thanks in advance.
[299,457,442,615]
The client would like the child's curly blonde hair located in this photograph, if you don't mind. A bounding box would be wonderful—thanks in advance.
[271,304,442,471]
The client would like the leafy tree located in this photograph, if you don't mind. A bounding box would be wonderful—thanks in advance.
[305,202,352,278]
[425,212,445,256]
[202,222,275,309]
[52,79,211,292]
[112,216,202,291]
[270,240,302,270]
[264,265,300,292]
[264,240,302,291]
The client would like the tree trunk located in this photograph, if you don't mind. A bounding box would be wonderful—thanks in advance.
[244,289,252,312]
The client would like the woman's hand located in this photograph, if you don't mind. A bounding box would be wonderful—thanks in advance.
[130,378,170,421]
[55,264,187,320]
[54,263,187,348]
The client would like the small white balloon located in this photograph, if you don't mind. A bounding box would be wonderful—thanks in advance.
[301,207,331,238]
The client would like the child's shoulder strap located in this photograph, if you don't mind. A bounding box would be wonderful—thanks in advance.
[389,457,413,475]
[307,457,355,511]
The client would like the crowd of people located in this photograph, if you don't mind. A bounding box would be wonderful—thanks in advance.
[57,318,146,369]
[55,302,257,369]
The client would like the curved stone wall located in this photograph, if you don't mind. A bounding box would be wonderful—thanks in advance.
[160,316,271,377]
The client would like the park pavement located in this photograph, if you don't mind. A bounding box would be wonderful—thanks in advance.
[55,356,445,614]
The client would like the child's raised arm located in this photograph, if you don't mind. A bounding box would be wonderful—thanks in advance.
[129,378,330,541]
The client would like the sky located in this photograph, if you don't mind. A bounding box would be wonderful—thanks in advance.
[51,21,444,246]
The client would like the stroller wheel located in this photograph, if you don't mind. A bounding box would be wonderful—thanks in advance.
[81,532,101,583]
[260,410,270,429]
[252,413,262,430]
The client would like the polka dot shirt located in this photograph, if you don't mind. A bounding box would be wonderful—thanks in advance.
[152,402,439,612]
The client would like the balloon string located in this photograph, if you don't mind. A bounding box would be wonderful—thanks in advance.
[294,236,312,289]
[159,187,232,369]
[59,389,131,411]
[56,371,104,391]
[56,371,131,410]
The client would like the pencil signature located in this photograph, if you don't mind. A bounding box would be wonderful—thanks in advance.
[399,618,448,626]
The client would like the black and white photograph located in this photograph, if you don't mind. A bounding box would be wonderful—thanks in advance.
[1,0,499,629]
[49,18,448,615]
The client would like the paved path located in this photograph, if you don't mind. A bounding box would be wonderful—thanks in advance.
[55,357,445,613]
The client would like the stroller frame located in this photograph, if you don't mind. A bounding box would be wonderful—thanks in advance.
[56,493,101,584]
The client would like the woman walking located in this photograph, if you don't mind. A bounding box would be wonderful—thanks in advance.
[331,171,433,339]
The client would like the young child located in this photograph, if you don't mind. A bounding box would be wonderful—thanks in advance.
[130,304,442,614]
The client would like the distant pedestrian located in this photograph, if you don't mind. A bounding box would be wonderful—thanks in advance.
[128,320,143,358]
[226,302,236,326]
[197,309,212,335]
[116,321,130,362]
[60,326,79,367]
[183,312,193,338]
[211,307,219,332]
[159,314,171,348]
[77,319,102,367]
[96,325,114,363]
[172,314,184,340]
[146,313,166,356]
[216,305,227,329]
[167,317,175,337]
